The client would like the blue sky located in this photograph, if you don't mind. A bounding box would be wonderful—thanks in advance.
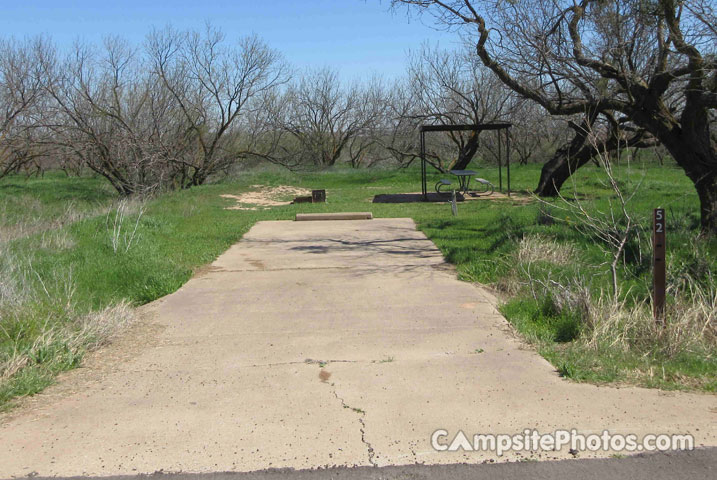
[0,0,460,81]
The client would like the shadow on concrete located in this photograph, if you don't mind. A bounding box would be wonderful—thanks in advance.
[287,237,438,258]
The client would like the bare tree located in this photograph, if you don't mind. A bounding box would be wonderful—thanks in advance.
[264,68,388,169]
[402,44,515,171]
[41,38,174,194]
[508,100,565,165]
[146,25,288,187]
[0,38,47,179]
[393,0,717,234]
[381,48,556,171]
[368,81,424,168]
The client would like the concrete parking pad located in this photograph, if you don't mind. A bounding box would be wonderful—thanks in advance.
[0,218,715,477]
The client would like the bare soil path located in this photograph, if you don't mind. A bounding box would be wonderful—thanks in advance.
[0,218,714,477]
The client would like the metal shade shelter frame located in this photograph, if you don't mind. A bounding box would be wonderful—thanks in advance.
[420,123,512,200]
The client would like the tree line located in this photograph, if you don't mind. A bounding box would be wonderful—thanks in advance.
[1,0,716,234]
[0,27,567,188]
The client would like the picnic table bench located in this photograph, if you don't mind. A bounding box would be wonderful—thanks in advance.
[435,170,494,196]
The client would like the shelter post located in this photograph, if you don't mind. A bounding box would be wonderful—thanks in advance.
[506,128,511,196]
[498,129,503,193]
[420,130,427,200]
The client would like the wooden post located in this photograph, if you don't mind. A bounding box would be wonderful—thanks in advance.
[653,208,666,323]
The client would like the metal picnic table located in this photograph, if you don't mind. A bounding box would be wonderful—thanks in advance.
[449,169,477,194]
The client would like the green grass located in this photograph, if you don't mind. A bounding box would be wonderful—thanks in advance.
[0,171,115,228]
[1,160,715,409]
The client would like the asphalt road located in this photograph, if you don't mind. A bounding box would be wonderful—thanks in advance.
[23,448,717,480]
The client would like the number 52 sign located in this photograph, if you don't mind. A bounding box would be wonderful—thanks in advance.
[653,208,666,322]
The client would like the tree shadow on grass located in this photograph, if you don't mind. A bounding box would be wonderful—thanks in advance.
[421,215,525,265]
[0,179,115,204]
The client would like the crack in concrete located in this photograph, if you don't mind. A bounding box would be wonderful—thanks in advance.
[252,359,377,467]
[329,387,376,467]
[357,414,376,467]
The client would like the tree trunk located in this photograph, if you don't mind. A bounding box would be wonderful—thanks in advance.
[659,137,717,235]
[534,142,596,196]
[628,97,717,235]
[452,131,480,170]
[534,112,659,199]
[534,113,598,196]
[695,172,717,235]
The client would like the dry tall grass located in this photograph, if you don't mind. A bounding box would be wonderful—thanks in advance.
[508,235,716,360]
[105,198,146,254]
[517,234,576,265]
[0,238,134,394]
[582,286,717,358]
[0,302,134,381]
[0,198,108,245]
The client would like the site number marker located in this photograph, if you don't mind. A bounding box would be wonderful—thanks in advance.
[653,208,666,323]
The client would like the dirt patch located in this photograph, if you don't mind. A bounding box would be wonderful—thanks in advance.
[194,264,227,278]
[470,191,533,203]
[221,185,312,210]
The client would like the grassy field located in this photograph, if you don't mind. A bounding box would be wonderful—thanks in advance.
[1,161,715,409]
